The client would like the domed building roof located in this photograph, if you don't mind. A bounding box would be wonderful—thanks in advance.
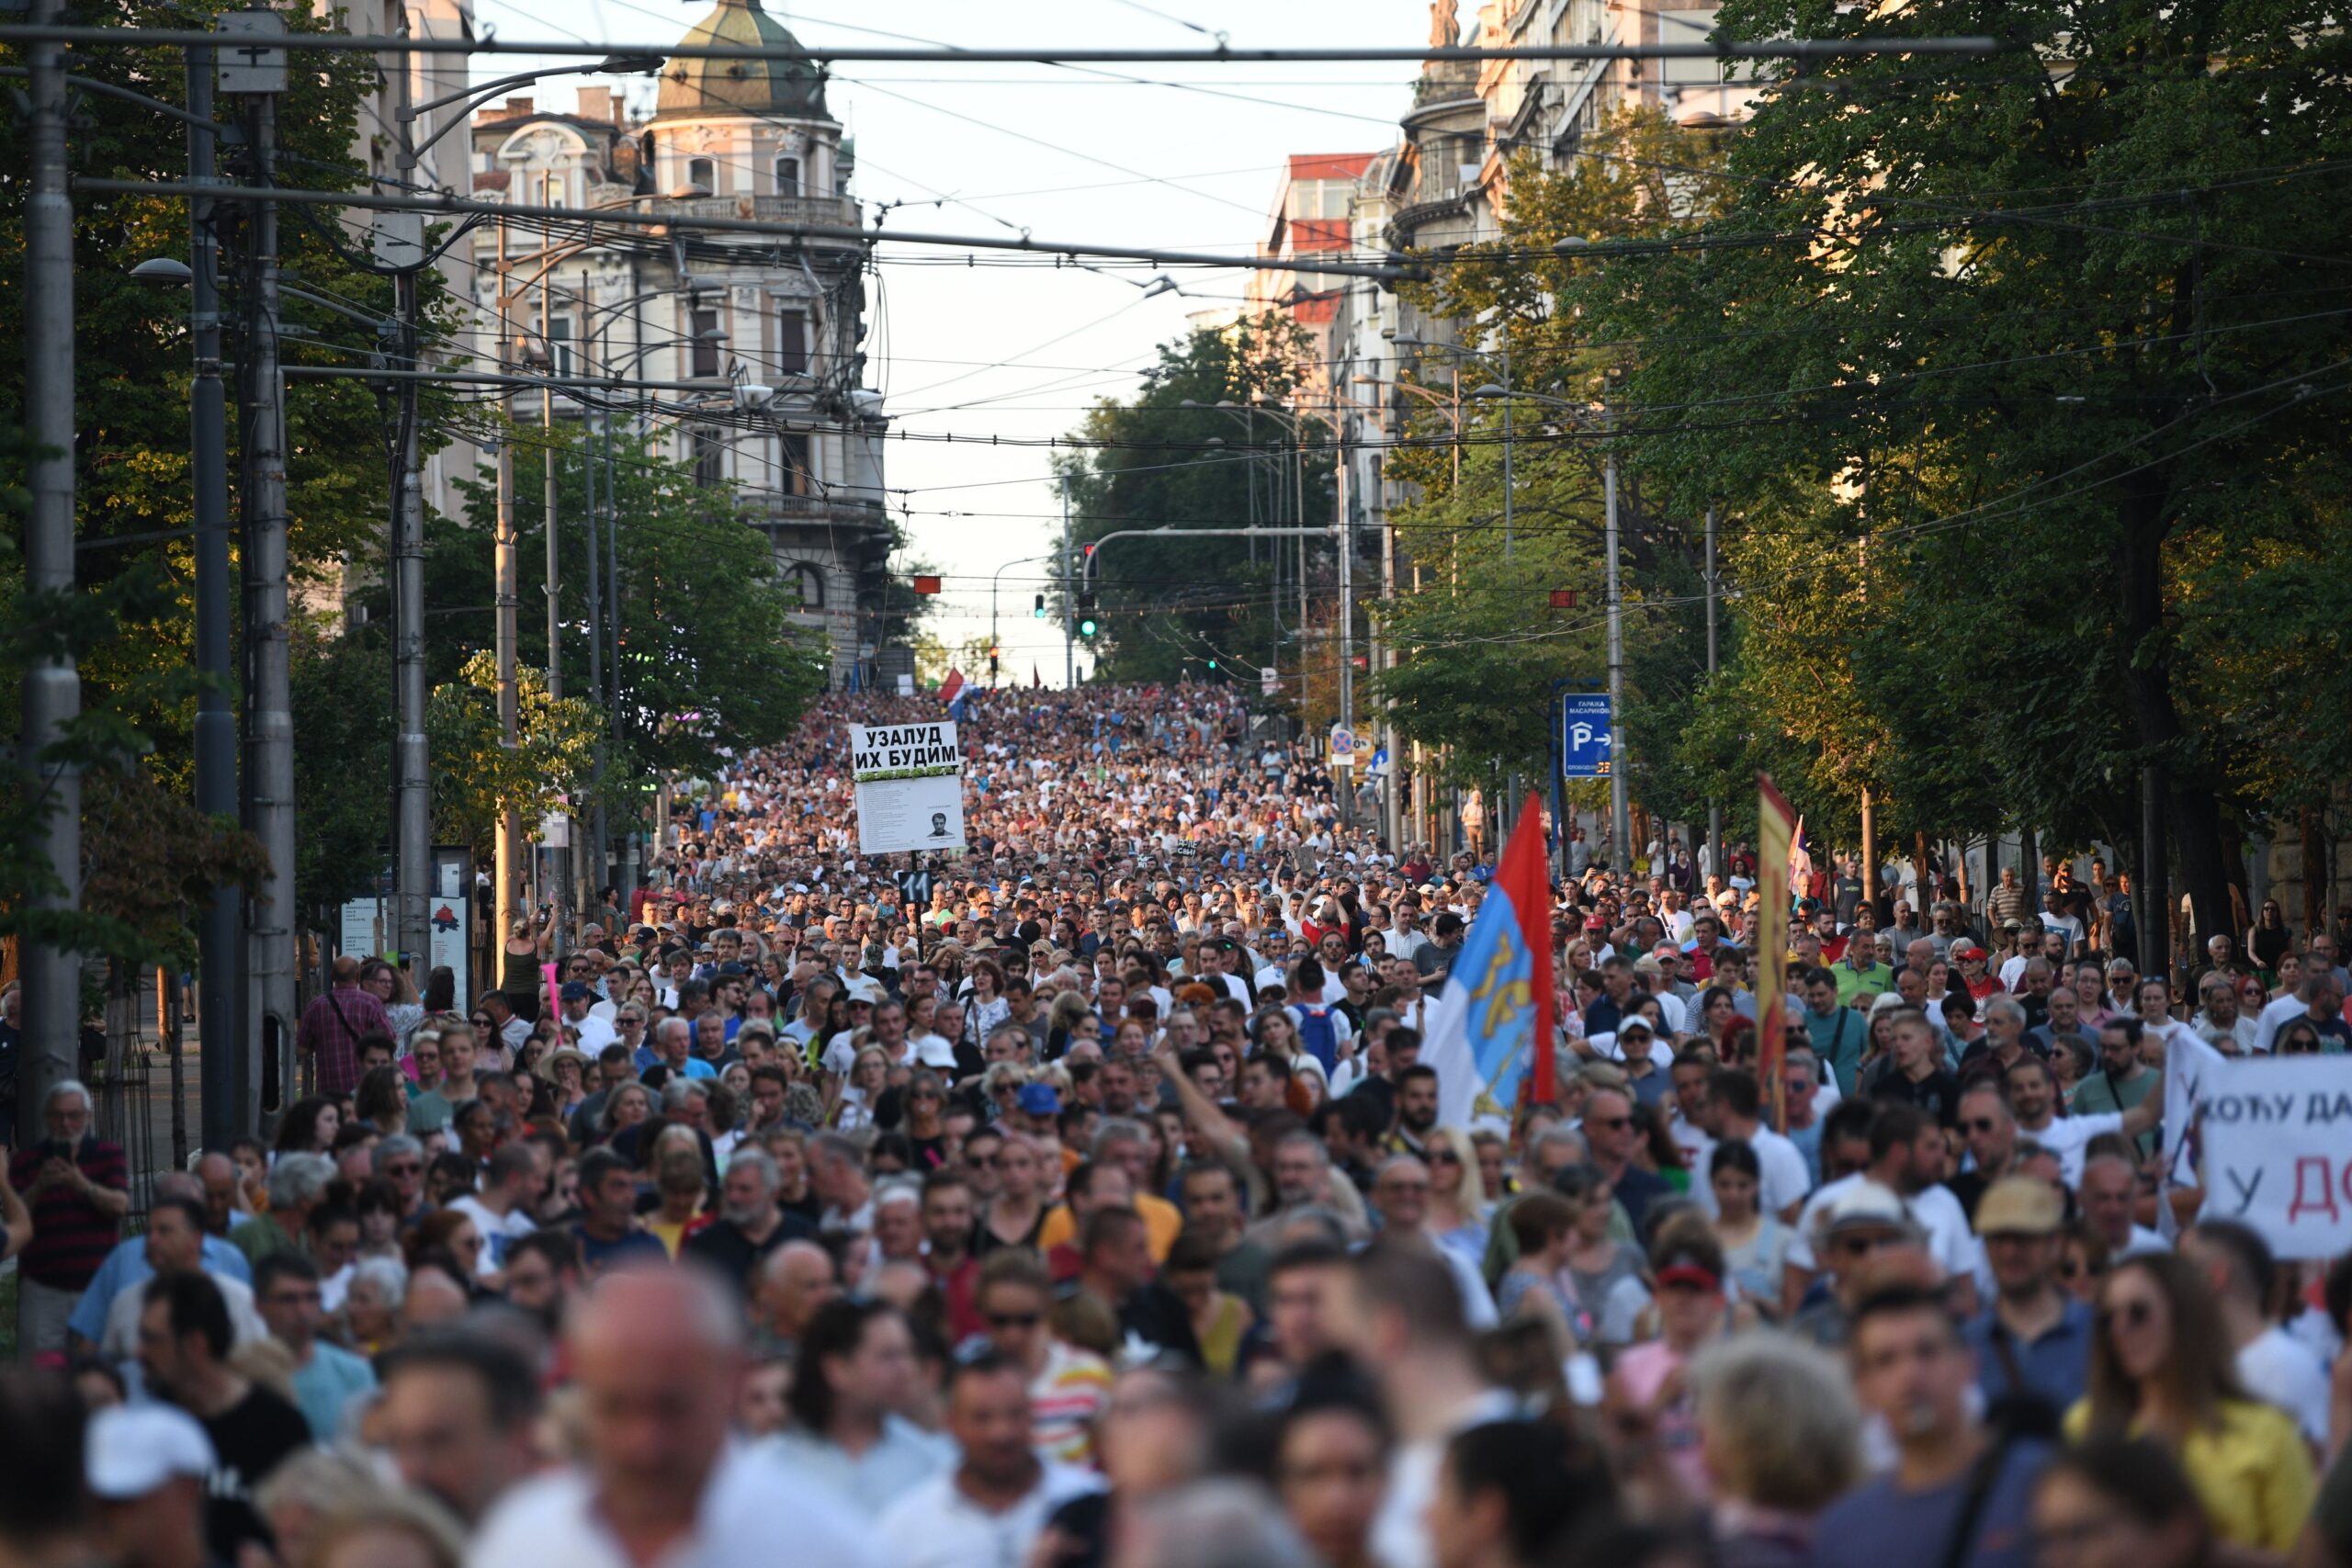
[655,0,829,123]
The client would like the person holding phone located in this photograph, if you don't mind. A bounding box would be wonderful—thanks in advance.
[9,1077,129,1355]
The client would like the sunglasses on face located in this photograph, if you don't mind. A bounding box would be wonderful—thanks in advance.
[986,1311,1042,1329]
[2098,1299,2157,1330]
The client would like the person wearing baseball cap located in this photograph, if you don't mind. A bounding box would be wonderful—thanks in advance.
[1962,1175,2090,1416]
[85,1404,215,1568]
[1609,1220,1734,1498]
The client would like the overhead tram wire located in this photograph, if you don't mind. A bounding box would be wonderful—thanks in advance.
[0,21,2014,63]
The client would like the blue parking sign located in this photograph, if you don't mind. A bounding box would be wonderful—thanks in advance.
[1560,694,1614,778]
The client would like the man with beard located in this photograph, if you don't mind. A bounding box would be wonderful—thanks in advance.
[499,1230,580,1333]
[1384,1064,1440,1158]
[376,1328,545,1529]
[682,1148,816,1292]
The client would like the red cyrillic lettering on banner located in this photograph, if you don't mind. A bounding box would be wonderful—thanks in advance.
[2288,1157,2342,1225]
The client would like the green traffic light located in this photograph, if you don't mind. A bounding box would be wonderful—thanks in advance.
[1080,617,1099,637]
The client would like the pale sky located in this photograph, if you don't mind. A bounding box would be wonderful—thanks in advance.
[472,0,1431,681]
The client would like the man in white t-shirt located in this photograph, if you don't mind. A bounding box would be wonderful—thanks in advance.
[1783,1101,1980,1318]
[447,1145,542,1278]
[1998,1048,2159,1188]
[558,984,617,1055]
[472,1269,876,1568]
[1688,1066,1812,1223]
[874,1355,1100,1568]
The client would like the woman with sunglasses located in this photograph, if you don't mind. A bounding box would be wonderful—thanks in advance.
[1421,1125,1489,1270]
[2273,1022,2324,1055]
[2068,1252,2314,1557]
[901,1069,951,1169]
[2246,899,2292,987]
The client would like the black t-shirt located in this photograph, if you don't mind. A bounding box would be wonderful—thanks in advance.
[1870,1064,1966,1128]
[199,1385,312,1562]
[680,1211,817,1290]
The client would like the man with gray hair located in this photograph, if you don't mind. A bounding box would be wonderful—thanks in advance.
[10,1077,129,1354]
[684,1146,816,1290]
[647,1015,715,1086]
[231,1153,334,1269]
[373,1133,431,1223]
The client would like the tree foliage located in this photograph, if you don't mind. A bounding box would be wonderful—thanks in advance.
[1553,0,2352,933]
[1057,318,1331,687]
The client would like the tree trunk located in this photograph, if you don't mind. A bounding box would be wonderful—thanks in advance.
[2302,805,2326,941]
[2117,469,2178,984]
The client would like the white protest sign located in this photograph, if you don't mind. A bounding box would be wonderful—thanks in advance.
[2192,1052,2352,1258]
[848,720,966,856]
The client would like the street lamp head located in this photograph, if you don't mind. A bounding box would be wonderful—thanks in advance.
[1215,400,1240,409]
[665,181,712,200]
[595,52,666,75]
[130,256,193,288]
[1204,436,1226,446]
[1470,383,1510,399]
[1350,375,1382,386]
[1553,236,1591,253]
[695,325,729,342]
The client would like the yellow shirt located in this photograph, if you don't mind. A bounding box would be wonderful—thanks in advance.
[1035,1192,1185,1262]
[2062,1397,2315,1552]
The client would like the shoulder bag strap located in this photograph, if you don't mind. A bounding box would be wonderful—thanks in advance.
[1937,1439,2011,1568]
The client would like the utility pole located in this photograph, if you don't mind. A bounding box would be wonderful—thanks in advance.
[241,61,297,1119]
[18,0,80,1141]
[493,216,523,972]
[1704,504,1723,884]
[1603,423,1630,863]
[389,22,431,984]
[538,178,574,928]
[189,40,244,1149]
[1336,397,1353,733]
[582,400,607,902]
[1060,474,1075,688]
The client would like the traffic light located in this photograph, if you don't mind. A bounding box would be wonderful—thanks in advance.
[1078,545,1100,620]
[988,644,1000,680]
[1079,615,1099,638]
[1032,593,1046,619]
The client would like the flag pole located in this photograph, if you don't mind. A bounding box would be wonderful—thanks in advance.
[1755,773,1798,1133]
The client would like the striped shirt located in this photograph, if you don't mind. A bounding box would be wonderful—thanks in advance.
[1029,1339,1113,1467]
[10,1135,127,1291]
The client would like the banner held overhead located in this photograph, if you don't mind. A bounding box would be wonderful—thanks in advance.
[849,720,966,856]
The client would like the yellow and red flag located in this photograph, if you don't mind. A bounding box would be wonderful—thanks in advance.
[1755,773,1798,1131]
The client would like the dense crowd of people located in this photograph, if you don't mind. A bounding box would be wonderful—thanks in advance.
[6,677,2352,1568]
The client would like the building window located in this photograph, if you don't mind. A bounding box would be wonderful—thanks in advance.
[779,433,812,496]
[685,155,716,195]
[547,316,573,377]
[691,308,722,378]
[789,560,825,609]
[775,154,800,197]
[691,427,724,486]
[776,309,808,376]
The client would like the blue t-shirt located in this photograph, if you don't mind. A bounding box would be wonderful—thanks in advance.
[575,1225,668,1275]
[290,1341,379,1441]
[1811,1440,2051,1568]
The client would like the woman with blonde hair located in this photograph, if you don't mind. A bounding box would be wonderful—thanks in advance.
[1689,1332,1860,1562]
[832,1045,890,1132]
[1423,1126,1489,1269]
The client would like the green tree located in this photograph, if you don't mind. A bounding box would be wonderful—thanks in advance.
[1376,113,1730,811]
[1564,0,2352,941]
[1058,318,1330,687]
[426,651,605,854]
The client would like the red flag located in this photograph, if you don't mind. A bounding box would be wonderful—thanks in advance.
[939,666,966,706]
[1032,663,1043,690]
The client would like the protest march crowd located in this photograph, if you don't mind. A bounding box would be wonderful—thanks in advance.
[8,678,2352,1568]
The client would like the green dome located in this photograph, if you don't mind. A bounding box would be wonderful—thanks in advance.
[655,0,829,122]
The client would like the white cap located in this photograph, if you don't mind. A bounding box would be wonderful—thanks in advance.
[85,1404,215,1500]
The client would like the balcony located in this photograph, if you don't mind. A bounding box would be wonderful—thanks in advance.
[738,489,889,527]
[649,194,860,231]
